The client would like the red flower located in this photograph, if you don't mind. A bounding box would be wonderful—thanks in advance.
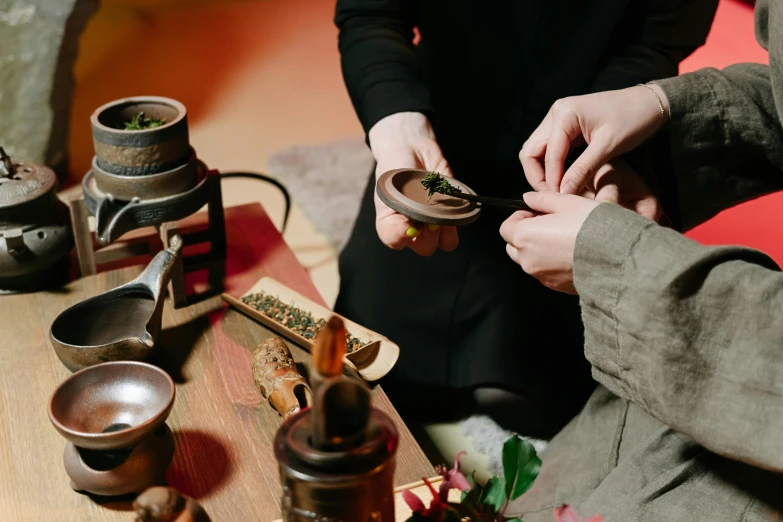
[403,452,473,519]
[437,451,472,501]
[403,477,446,518]
[402,488,428,514]
[554,505,603,522]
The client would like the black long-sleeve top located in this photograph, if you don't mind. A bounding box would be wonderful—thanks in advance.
[335,0,718,198]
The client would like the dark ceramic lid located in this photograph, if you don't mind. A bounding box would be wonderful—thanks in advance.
[0,148,57,209]
[376,169,481,226]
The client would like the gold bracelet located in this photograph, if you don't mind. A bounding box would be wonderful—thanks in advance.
[637,83,668,125]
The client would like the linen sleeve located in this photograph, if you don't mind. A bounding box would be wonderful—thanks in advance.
[644,0,783,229]
[574,202,783,472]
[650,65,783,230]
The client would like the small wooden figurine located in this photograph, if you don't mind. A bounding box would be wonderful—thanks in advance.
[252,337,312,418]
[133,486,211,522]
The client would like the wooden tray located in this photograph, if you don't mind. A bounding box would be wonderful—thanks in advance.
[269,476,455,522]
[222,276,400,381]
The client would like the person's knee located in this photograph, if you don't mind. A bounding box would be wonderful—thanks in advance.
[472,386,573,439]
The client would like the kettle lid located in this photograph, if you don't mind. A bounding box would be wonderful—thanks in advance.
[0,147,57,209]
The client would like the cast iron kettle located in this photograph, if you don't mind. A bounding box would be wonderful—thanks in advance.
[0,147,73,292]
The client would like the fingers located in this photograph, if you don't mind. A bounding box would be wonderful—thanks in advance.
[499,210,535,246]
[438,226,459,252]
[418,140,454,178]
[505,243,520,264]
[543,101,583,192]
[376,212,415,250]
[593,183,619,205]
[375,213,457,256]
[520,112,552,192]
[543,126,571,192]
[560,138,612,195]
[635,196,662,221]
[407,223,439,256]
[522,191,589,215]
[408,224,459,256]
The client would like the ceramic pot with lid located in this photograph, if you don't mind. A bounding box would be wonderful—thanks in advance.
[0,147,73,292]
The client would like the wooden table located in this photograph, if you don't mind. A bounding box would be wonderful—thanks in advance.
[0,203,434,521]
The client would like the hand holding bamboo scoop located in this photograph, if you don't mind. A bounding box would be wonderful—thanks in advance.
[310,316,371,451]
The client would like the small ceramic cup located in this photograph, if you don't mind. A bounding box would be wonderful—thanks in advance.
[48,361,176,496]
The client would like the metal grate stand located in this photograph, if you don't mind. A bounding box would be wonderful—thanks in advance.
[69,171,226,308]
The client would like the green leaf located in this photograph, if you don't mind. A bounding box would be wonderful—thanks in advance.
[461,484,483,508]
[505,518,523,522]
[479,476,507,513]
[448,501,484,522]
[462,472,479,502]
[502,435,542,501]
[442,505,465,522]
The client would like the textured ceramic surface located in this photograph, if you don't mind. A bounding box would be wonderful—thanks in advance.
[48,361,175,451]
[64,424,175,497]
[90,96,190,176]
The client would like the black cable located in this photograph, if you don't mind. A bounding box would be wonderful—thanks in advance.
[220,171,292,234]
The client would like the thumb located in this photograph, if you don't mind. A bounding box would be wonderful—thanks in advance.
[522,191,587,215]
[418,142,454,178]
[560,139,613,195]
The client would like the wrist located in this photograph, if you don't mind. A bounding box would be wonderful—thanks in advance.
[368,112,435,155]
[636,83,671,130]
[647,84,670,116]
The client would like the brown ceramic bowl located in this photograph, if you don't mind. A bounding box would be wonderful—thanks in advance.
[48,361,175,451]
[376,168,481,226]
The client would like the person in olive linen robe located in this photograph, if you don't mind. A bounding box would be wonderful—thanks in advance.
[499,0,783,519]
[333,0,718,437]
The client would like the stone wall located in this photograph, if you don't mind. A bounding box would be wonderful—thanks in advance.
[0,0,98,177]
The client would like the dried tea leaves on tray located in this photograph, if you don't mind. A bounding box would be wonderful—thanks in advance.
[241,292,365,353]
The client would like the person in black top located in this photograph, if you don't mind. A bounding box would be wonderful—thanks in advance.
[333,0,717,437]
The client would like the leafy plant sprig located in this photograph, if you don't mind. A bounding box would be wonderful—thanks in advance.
[421,172,461,201]
[123,111,166,130]
[403,435,602,522]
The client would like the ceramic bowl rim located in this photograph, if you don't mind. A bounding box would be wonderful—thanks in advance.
[90,96,187,135]
[48,361,175,448]
[49,286,155,350]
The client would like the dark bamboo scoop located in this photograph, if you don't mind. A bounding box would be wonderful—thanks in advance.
[445,192,533,212]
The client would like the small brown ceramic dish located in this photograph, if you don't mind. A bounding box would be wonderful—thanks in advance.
[48,361,175,451]
[376,168,481,226]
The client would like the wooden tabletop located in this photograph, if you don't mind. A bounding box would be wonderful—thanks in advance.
[0,203,434,521]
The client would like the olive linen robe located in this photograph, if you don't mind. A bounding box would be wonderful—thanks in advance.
[509,1,783,520]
